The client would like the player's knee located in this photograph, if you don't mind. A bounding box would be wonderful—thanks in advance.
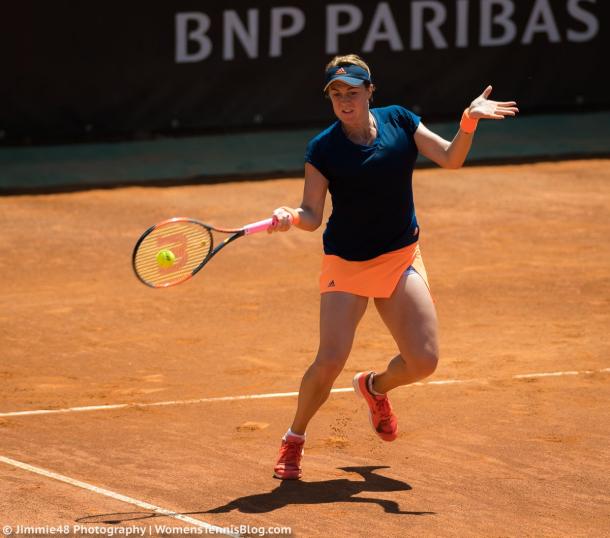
[411,350,439,379]
[399,348,438,380]
[314,348,349,379]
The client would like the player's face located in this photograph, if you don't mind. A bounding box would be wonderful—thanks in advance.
[328,82,372,126]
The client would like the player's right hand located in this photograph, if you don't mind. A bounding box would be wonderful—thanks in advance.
[268,207,295,233]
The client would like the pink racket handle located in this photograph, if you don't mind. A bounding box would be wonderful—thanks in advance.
[242,211,297,235]
[243,217,275,235]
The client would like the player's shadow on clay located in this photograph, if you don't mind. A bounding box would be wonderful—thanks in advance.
[75,467,433,525]
[206,466,433,515]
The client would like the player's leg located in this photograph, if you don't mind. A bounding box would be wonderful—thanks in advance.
[274,291,367,479]
[351,269,437,442]
[291,291,368,434]
[372,269,439,393]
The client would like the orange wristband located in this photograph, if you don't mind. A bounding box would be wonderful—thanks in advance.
[460,108,478,134]
[280,206,301,226]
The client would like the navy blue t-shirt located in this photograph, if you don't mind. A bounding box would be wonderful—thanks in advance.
[305,105,421,261]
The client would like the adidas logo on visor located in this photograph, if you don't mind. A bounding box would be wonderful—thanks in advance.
[335,67,347,75]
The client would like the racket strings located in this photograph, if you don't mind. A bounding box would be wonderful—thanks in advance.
[134,222,212,287]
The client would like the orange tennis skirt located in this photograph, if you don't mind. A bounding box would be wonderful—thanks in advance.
[319,242,429,298]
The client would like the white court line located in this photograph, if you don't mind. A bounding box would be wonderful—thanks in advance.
[0,456,240,537]
[514,370,583,379]
[1,367,608,419]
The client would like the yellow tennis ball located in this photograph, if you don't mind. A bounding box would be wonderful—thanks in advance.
[156,249,176,268]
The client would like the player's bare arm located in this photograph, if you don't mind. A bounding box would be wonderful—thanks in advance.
[415,85,518,169]
[270,162,328,233]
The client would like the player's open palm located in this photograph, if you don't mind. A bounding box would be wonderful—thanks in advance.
[468,85,518,120]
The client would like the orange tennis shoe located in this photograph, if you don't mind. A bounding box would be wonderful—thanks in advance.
[353,371,398,442]
[273,434,304,480]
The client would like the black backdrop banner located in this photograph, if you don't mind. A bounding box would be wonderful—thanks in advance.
[1,1,608,144]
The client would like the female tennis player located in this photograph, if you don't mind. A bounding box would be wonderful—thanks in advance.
[268,54,518,480]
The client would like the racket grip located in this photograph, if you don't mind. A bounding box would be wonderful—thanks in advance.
[243,217,276,235]
[243,213,296,235]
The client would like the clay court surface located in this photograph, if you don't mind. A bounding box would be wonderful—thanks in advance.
[1,159,609,537]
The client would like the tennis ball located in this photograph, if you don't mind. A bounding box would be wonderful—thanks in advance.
[156,249,176,268]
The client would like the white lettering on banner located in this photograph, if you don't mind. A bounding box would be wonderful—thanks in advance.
[410,1,448,50]
[567,0,599,42]
[362,2,404,52]
[480,0,517,46]
[270,7,306,57]
[522,0,561,44]
[456,0,469,47]
[326,4,363,54]
[175,12,212,63]
[174,2,601,63]
[223,9,259,60]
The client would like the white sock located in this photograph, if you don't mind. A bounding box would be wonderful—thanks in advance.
[283,428,305,441]
[367,372,385,396]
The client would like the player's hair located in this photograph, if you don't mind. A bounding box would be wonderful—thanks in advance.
[325,54,372,76]
[324,54,375,101]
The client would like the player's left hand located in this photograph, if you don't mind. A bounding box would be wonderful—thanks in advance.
[468,85,519,120]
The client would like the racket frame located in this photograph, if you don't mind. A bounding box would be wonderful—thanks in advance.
[132,217,270,289]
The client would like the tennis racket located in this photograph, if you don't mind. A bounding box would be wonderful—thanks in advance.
[132,215,289,288]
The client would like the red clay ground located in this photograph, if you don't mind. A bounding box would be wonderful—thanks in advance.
[1,159,609,537]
